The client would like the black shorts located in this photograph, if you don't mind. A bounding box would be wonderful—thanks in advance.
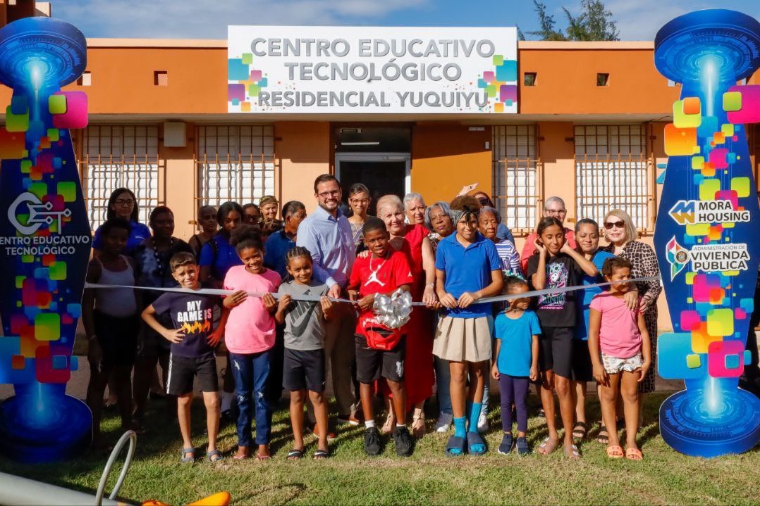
[571,339,594,382]
[93,311,139,368]
[538,327,574,379]
[282,348,326,393]
[166,354,218,396]
[355,333,406,383]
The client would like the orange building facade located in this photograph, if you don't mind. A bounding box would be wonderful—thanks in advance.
[1,32,760,330]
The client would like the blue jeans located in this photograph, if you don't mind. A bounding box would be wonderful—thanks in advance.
[230,350,271,447]
[435,357,489,417]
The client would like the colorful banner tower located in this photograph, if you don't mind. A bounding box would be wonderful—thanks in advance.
[654,10,760,457]
[0,17,92,462]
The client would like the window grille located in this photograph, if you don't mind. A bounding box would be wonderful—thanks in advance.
[79,125,161,230]
[196,125,276,208]
[492,125,541,233]
[574,125,653,232]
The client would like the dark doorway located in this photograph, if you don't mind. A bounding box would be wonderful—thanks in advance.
[339,161,406,216]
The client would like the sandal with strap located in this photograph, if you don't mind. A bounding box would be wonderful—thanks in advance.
[180,447,195,464]
[572,421,588,440]
[381,410,396,435]
[445,435,467,457]
[564,444,582,460]
[287,448,305,460]
[466,431,487,456]
[597,424,609,445]
[313,449,330,460]
[412,410,426,438]
[606,445,624,459]
[626,447,643,461]
[537,437,559,455]
[207,449,223,462]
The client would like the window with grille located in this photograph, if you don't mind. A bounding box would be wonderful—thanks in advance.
[80,125,161,230]
[196,125,275,208]
[574,125,652,231]
[492,125,540,233]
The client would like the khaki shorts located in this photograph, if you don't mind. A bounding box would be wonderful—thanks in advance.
[433,315,492,363]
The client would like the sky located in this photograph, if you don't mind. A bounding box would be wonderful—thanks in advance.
[50,0,760,41]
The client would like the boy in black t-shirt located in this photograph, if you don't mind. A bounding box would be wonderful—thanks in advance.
[142,252,227,463]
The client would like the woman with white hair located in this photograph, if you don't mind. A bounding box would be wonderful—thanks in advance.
[404,192,427,226]
[375,194,438,437]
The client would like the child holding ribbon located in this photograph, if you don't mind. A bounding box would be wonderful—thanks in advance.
[433,196,503,457]
[527,217,598,460]
[347,217,415,457]
[275,246,333,460]
[220,225,281,460]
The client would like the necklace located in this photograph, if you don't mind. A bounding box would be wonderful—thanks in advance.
[153,237,175,282]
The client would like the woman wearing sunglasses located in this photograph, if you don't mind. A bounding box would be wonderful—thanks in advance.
[601,210,661,417]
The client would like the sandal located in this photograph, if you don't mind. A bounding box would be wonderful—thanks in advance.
[466,431,487,456]
[597,425,609,444]
[572,421,588,440]
[287,448,304,460]
[626,447,643,461]
[412,409,426,438]
[207,449,223,462]
[445,435,467,457]
[381,411,396,435]
[233,446,250,460]
[606,445,624,459]
[313,449,330,460]
[180,447,195,464]
[537,437,559,455]
[564,444,582,460]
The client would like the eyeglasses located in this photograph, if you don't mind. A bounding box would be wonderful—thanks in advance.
[604,221,625,230]
[477,197,490,206]
[317,190,340,198]
[546,209,567,215]
[115,199,135,206]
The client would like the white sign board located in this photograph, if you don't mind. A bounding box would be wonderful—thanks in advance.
[227,26,518,114]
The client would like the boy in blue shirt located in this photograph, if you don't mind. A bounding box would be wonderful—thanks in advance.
[492,276,541,455]
[142,252,226,463]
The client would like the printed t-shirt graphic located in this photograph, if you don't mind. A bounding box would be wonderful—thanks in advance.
[348,249,414,334]
[278,280,328,351]
[152,292,220,358]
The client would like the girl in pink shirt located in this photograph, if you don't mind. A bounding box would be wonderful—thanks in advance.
[588,257,651,461]
[222,225,281,460]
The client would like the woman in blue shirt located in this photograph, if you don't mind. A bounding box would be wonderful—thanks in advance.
[199,201,244,288]
[92,188,151,256]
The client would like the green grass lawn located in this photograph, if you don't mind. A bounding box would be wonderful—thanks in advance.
[1,394,759,505]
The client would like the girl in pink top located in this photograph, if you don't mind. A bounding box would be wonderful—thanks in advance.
[222,225,281,460]
[588,257,651,462]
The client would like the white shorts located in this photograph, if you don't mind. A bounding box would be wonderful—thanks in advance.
[601,352,644,375]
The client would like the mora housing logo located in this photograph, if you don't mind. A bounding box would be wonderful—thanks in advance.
[668,199,750,226]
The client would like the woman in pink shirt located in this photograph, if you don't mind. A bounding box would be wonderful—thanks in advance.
[588,256,651,462]
[222,225,281,461]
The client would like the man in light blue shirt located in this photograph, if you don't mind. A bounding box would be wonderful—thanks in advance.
[297,174,359,425]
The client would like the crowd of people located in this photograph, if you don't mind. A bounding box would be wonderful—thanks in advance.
[83,176,665,463]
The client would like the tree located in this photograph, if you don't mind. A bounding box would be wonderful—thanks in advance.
[527,0,567,41]
[530,0,620,41]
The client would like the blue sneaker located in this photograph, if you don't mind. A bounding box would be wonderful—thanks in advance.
[498,433,514,455]
[516,436,530,455]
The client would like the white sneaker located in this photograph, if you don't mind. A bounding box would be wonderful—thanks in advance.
[477,411,488,433]
[434,413,453,433]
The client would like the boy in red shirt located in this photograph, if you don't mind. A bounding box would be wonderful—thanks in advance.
[348,217,414,457]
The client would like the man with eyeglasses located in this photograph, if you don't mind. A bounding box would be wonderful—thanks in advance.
[520,196,577,272]
[297,174,359,427]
